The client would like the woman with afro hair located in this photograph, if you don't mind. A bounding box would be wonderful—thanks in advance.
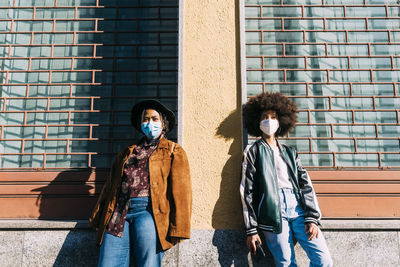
[240,92,333,267]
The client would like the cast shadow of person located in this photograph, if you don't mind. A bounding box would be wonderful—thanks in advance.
[211,109,275,267]
[31,170,100,266]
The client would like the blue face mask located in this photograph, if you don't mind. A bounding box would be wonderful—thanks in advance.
[141,121,163,140]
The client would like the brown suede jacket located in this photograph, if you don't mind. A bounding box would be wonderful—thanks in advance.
[89,137,192,250]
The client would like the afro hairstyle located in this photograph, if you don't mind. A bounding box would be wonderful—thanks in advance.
[243,92,298,137]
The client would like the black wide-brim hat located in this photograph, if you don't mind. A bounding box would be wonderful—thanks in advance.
[130,100,176,133]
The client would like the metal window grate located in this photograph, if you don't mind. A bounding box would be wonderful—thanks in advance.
[0,0,179,170]
[244,0,400,169]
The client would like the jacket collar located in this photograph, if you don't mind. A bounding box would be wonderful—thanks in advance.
[128,136,169,150]
[260,137,282,151]
[157,136,170,149]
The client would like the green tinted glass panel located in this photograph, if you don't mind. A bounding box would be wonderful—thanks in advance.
[246,32,261,43]
[371,45,400,55]
[350,57,391,69]
[346,7,386,17]
[375,98,400,109]
[326,20,366,30]
[357,139,399,152]
[287,71,327,82]
[263,31,303,43]
[308,57,347,69]
[36,8,75,18]
[352,84,394,96]
[264,57,305,69]
[378,126,400,137]
[247,58,262,69]
[285,45,325,56]
[31,59,72,70]
[309,84,350,96]
[246,19,282,30]
[348,32,388,43]
[291,97,329,109]
[333,125,376,137]
[299,153,333,167]
[354,111,397,123]
[3,126,46,139]
[0,141,22,153]
[291,125,331,137]
[369,19,400,29]
[265,84,307,95]
[373,71,400,82]
[263,7,302,17]
[305,7,343,17]
[325,0,364,4]
[33,33,74,44]
[313,139,354,152]
[328,45,369,55]
[284,19,323,30]
[24,140,67,153]
[332,97,373,109]
[329,71,370,82]
[311,111,353,123]
[306,32,346,43]
[281,139,310,152]
[336,154,378,167]
[46,154,88,168]
[247,44,283,55]
[381,154,400,167]
[246,7,260,18]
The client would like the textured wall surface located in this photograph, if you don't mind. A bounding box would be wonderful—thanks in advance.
[182,0,244,229]
[1,227,400,267]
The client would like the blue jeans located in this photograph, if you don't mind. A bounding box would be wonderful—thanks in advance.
[263,188,333,267]
[98,197,164,267]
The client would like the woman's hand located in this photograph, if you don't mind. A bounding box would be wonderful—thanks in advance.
[305,222,319,240]
[246,234,262,255]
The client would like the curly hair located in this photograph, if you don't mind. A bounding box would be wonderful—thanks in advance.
[243,92,298,137]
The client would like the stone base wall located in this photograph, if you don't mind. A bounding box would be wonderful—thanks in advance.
[1,220,399,267]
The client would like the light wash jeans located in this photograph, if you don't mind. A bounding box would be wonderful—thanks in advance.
[98,197,164,267]
[263,188,333,267]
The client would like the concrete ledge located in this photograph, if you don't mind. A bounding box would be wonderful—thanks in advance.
[0,219,90,229]
[321,219,400,230]
[1,228,400,266]
[1,219,399,230]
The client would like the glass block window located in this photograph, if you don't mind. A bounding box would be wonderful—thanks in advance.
[244,0,400,169]
[0,0,179,169]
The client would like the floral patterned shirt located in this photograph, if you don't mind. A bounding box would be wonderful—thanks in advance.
[106,135,161,237]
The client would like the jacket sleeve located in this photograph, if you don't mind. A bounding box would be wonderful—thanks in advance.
[295,150,322,225]
[240,145,259,236]
[88,150,123,229]
[168,143,192,239]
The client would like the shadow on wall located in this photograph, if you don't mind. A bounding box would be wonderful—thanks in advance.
[31,169,99,266]
[27,0,180,265]
[31,170,95,219]
[209,1,275,264]
[211,110,275,267]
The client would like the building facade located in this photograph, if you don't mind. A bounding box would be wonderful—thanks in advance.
[0,0,399,266]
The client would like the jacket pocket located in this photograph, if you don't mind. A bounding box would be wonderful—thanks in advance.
[159,197,170,214]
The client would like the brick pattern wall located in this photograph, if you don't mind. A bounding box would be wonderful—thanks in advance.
[244,0,400,218]
[0,0,178,170]
[0,0,178,218]
[245,0,400,169]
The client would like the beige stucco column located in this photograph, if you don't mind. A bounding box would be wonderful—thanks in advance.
[181,0,244,230]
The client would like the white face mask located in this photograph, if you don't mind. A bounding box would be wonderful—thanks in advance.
[260,119,279,136]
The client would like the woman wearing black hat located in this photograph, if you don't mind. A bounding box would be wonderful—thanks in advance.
[89,100,192,267]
